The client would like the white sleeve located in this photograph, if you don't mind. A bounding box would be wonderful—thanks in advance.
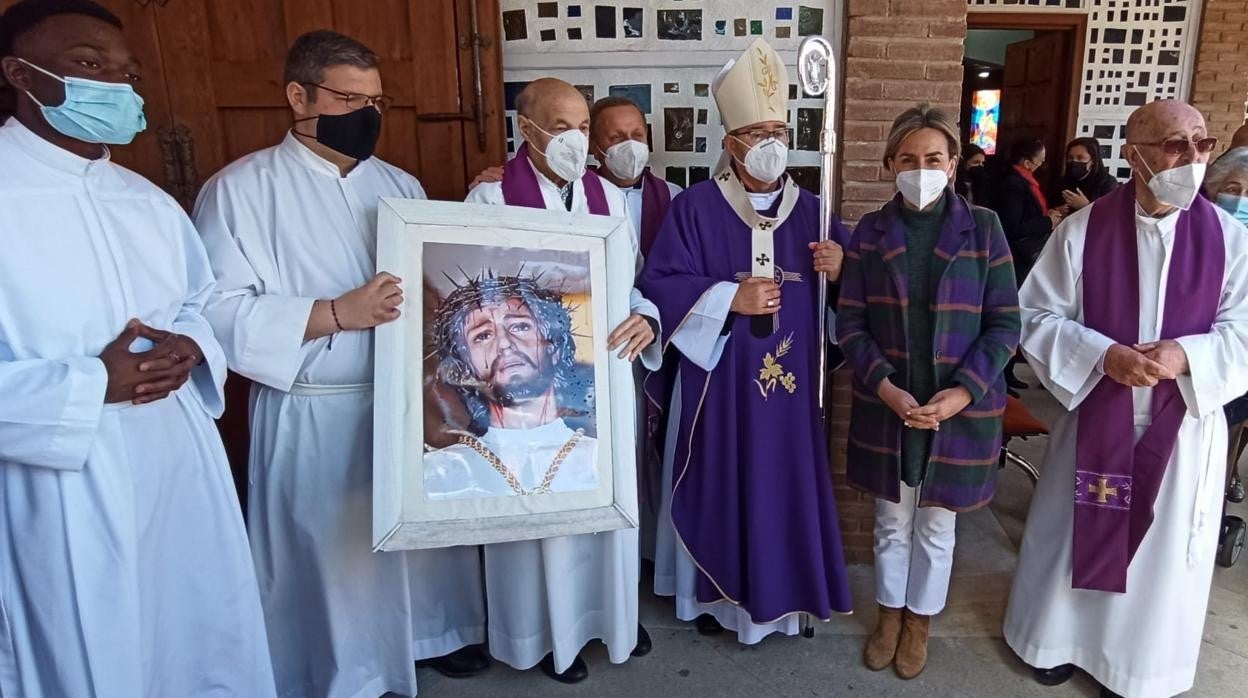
[1175,215,1248,418]
[671,282,738,372]
[193,179,316,392]
[0,356,107,470]
[1018,214,1115,411]
[465,181,504,205]
[170,214,228,416]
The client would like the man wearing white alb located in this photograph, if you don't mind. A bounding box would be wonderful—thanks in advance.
[1004,100,1248,698]
[465,77,661,684]
[0,2,273,696]
[194,30,487,698]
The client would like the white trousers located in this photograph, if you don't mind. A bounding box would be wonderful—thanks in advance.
[874,484,957,615]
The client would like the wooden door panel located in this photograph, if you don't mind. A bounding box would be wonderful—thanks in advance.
[456,0,507,181]
[0,0,177,192]
[153,0,486,202]
[999,31,1071,191]
[1003,42,1028,88]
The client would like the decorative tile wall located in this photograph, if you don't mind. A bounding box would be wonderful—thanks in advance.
[499,1,842,190]
[968,0,1204,178]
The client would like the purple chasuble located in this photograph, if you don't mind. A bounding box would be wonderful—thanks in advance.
[503,142,609,215]
[638,176,853,622]
[1074,184,1224,592]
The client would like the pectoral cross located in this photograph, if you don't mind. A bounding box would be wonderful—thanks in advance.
[1088,477,1118,504]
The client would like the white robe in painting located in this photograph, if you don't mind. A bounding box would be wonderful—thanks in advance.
[194,133,485,698]
[651,187,805,644]
[0,119,275,698]
[465,158,662,672]
[424,419,599,500]
[1003,200,1248,698]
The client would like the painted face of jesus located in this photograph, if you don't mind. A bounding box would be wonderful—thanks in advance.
[462,298,555,403]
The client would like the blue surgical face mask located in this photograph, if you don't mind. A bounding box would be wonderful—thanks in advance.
[18,58,147,145]
[1217,192,1248,227]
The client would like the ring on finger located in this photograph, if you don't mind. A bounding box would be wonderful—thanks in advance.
[766,299,776,307]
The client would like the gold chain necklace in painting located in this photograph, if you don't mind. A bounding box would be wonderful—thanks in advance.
[457,428,586,495]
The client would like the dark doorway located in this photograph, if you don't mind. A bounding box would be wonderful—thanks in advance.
[961,14,1086,196]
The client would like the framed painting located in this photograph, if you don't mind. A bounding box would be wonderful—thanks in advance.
[373,199,640,551]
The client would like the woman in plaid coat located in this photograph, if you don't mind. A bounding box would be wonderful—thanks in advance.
[836,105,1021,681]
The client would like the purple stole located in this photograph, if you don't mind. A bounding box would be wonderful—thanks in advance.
[638,168,673,257]
[503,142,609,215]
[587,166,673,256]
[1074,184,1224,592]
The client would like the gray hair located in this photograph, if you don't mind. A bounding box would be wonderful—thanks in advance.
[283,30,378,96]
[1205,147,1248,193]
[882,103,961,168]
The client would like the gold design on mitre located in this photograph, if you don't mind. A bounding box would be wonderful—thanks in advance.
[756,46,780,108]
[755,333,797,400]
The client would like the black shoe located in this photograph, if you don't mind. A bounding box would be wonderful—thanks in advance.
[696,614,724,636]
[1099,688,1124,698]
[416,645,490,678]
[1007,373,1030,390]
[1033,664,1076,687]
[1228,474,1245,503]
[1007,387,1021,399]
[632,623,652,657]
[539,653,588,684]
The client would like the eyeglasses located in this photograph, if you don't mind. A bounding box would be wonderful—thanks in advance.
[1132,137,1218,155]
[732,127,791,146]
[302,82,394,113]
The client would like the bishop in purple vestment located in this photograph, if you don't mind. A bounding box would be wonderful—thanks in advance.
[638,38,852,644]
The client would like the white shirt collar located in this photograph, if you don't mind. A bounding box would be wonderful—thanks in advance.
[747,188,783,211]
[3,118,113,178]
[279,130,364,179]
[525,151,572,194]
[1135,201,1181,237]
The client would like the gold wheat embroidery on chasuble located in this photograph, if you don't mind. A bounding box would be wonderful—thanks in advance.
[754,333,797,400]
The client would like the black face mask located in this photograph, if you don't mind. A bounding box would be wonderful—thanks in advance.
[1066,160,1090,180]
[297,107,382,161]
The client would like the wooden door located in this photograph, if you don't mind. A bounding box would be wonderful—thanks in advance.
[999,31,1072,193]
[0,0,181,194]
[149,0,504,202]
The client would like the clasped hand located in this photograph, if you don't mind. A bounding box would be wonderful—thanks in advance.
[1104,341,1187,388]
[100,319,203,405]
[877,379,973,431]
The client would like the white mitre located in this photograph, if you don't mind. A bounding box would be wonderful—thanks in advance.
[712,38,789,132]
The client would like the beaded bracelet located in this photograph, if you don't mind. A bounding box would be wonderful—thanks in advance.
[330,298,345,332]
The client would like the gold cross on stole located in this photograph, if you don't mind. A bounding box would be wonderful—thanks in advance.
[1088,477,1118,504]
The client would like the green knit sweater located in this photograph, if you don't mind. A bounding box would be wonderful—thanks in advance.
[898,195,946,487]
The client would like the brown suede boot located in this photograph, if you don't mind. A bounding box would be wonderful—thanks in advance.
[894,610,931,679]
[862,605,904,671]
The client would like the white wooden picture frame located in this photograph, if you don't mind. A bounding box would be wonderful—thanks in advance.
[373,198,640,551]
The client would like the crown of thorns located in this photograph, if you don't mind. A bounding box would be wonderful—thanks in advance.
[431,269,580,381]
[430,269,589,435]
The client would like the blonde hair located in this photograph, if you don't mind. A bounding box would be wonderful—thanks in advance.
[881,103,961,168]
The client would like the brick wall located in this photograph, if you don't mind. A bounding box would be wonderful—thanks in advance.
[840,0,967,223]
[833,0,968,561]
[1190,0,1248,149]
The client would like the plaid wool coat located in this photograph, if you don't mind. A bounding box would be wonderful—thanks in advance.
[836,190,1021,511]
